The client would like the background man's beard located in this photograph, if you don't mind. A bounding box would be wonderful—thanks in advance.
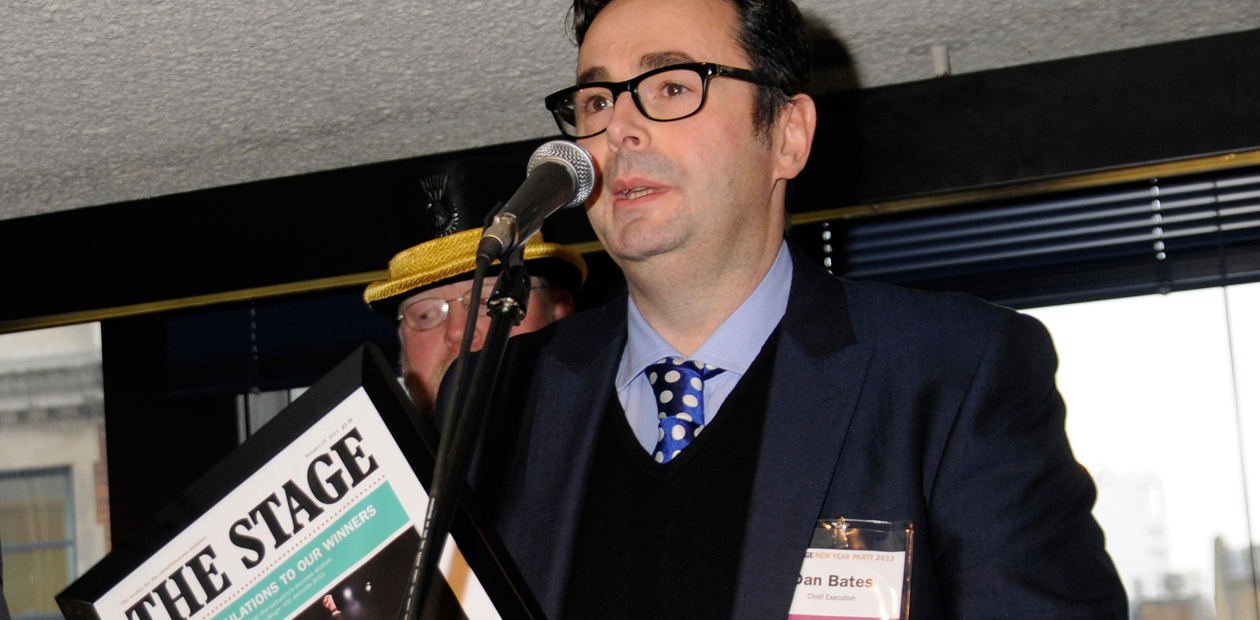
[400,351,449,422]
[402,371,434,420]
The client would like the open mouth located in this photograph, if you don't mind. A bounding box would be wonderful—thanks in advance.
[621,187,661,200]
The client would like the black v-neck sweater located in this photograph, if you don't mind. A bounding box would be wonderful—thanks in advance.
[562,331,780,620]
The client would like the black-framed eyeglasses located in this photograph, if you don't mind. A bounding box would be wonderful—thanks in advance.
[544,62,782,139]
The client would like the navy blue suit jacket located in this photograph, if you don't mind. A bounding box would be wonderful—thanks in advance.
[448,244,1127,619]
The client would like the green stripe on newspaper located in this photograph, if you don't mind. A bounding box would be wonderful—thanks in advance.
[212,482,409,620]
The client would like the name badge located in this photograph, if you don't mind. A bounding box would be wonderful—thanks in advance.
[788,519,913,620]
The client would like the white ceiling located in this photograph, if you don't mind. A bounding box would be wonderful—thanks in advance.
[1,0,1256,221]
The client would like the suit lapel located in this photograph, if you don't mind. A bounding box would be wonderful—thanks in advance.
[732,250,875,620]
[512,301,627,617]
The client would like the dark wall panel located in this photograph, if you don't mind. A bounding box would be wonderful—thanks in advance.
[0,138,595,324]
[793,28,1260,208]
[101,315,239,544]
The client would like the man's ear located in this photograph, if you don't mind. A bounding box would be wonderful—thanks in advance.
[551,290,575,321]
[772,93,817,182]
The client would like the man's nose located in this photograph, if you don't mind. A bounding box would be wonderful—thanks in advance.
[605,91,647,148]
[443,304,490,352]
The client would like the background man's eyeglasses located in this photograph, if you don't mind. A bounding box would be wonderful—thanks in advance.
[398,279,549,331]
[544,62,782,139]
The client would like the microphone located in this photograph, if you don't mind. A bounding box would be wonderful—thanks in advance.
[478,140,595,260]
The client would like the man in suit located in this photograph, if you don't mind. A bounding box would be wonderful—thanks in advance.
[446,0,1129,617]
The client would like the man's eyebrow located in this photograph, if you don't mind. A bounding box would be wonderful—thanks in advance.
[577,66,608,84]
[640,51,695,71]
[576,51,695,85]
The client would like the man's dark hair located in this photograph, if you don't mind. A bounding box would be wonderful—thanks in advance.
[569,0,812,138]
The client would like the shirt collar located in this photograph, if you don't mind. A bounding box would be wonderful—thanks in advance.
[616,241,793,390]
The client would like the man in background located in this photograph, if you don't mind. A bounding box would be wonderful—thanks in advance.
[364,158,586,420]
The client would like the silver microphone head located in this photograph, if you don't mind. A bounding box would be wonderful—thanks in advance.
[527,140,596,209]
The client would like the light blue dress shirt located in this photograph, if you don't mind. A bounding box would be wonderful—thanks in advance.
[615,241,793,452]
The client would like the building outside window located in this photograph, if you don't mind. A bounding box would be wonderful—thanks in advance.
[0,323,108,619]
[0,468,75,620]
[1026,281,1260,620]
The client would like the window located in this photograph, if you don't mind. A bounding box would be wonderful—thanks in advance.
[1025,282,1260,618]
[0,322,108,618]
[0,468,74,620]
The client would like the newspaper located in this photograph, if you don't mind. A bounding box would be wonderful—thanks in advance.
[96,388,498,620]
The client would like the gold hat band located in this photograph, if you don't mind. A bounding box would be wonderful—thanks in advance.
[363,228,587,307]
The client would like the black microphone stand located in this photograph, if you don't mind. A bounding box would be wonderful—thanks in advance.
[400,243,533,620]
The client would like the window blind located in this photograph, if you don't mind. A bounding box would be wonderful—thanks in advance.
[793,165,1260,308]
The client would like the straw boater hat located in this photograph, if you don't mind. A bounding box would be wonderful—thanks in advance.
[364,158,587,320]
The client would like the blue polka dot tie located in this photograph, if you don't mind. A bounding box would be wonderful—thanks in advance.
[646,357,725,464]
